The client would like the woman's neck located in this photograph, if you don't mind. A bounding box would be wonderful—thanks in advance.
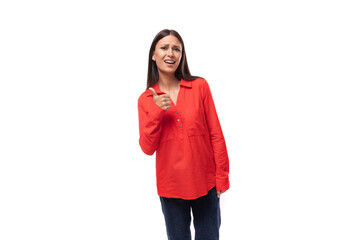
[158,73,180,91]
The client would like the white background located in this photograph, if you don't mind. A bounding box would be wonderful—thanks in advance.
[1,0,359,239]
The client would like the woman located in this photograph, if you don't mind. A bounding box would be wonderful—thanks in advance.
[138,29,230,240]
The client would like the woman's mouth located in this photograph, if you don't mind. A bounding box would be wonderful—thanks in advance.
[164,60,175,64]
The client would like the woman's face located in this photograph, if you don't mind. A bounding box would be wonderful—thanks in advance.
[152,35,182,76]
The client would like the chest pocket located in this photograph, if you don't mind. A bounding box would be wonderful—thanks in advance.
[182,105,208,136]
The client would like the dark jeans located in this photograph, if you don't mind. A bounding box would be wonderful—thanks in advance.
[159,187,221,240]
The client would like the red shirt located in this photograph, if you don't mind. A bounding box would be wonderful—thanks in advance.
[138,78,229,199]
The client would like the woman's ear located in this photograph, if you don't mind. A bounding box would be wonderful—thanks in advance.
[152,55,155,61]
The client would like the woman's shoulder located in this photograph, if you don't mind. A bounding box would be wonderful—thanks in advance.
[138,89,152,104]
[189,77,211,91]
[189,77,209,87]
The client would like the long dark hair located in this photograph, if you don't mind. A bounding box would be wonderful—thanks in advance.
[146,29,199,89]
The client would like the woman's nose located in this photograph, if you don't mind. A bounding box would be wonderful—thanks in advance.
[167,49,174,57]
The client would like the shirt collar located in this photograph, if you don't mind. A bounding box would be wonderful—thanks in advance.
[180,79,192,88]
[146,79,192,96]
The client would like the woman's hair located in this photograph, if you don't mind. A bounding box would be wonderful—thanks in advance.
[147,29,200,89]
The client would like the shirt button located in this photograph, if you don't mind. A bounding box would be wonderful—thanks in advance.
[179,126,182,128]
[176,112,178,114]
[177,119,180,122]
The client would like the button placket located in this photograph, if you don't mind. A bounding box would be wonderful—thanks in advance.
[175,109,182,129]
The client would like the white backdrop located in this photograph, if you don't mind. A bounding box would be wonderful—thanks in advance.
[1,0,359,239]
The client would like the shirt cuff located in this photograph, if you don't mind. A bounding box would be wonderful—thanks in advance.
[216,177,230,191]
[147,102,166,121]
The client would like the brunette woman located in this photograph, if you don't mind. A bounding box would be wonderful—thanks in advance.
[138,29,229,240]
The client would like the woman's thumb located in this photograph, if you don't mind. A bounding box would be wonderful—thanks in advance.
[149,87,158,97]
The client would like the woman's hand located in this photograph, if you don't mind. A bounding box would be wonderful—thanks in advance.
[149,88,171,110]
[217,190,227,198]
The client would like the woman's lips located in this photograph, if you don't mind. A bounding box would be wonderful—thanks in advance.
[164,60,175,67]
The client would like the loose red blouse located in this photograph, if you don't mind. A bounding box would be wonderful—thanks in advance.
[138,78,229,199]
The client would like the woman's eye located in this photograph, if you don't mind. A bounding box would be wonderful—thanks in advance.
[174,48,181,52]
[161,47,167,50]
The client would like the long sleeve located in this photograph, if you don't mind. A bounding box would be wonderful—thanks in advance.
[202,81,230,191]
[138,95,165,155]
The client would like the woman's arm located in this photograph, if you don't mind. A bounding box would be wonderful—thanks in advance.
[138,97,165,155]
[138,89,171,155]
[202,80,230,192]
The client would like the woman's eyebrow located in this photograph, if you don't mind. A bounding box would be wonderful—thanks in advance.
[160,44,181,48]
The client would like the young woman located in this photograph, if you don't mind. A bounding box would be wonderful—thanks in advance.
[138,29,230,240]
